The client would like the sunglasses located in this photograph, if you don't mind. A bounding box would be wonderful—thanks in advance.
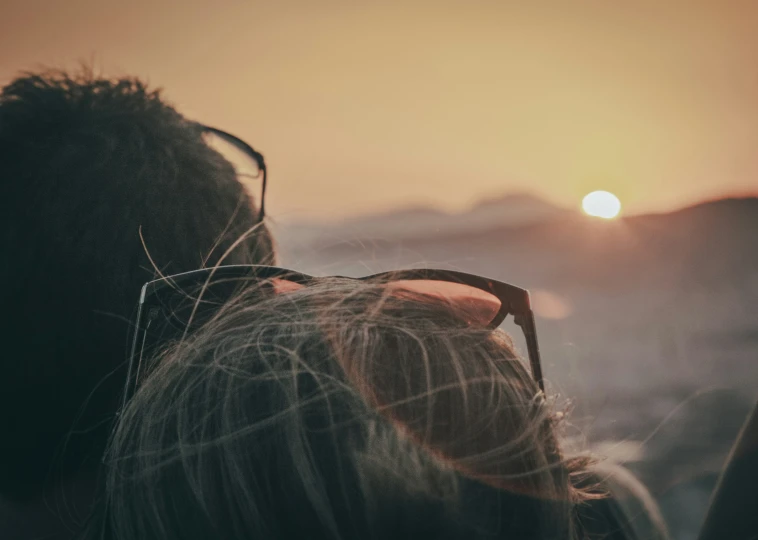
[121,266,545,415]
[197,124,267,222]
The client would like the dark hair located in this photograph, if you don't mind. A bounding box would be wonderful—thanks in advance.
[84,278,590,540]
[0,68,275,500]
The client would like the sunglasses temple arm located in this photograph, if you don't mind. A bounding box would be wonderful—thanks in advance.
[104,302,146,466]
[258,165,267,221]
[119,302,144,416]
[119,303,159,414]
[522,310,545,393]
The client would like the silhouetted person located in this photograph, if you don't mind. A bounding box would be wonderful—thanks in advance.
[0,69,274,538]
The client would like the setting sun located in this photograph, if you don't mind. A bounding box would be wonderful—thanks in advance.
[582,191,622,219]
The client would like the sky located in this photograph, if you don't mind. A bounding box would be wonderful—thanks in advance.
[2,0,757,221]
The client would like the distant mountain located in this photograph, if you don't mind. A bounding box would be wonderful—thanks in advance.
[405,196,758,287]
[275,192,569,246]
[279,197,758,292]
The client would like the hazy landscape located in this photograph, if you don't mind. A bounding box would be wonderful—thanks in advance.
[276,195,758,540]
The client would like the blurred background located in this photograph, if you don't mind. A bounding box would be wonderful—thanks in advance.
[3,2,757,538]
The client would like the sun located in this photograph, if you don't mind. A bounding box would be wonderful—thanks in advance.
[582,191,622,219]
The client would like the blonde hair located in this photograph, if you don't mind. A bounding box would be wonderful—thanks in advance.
[87,277,594,540]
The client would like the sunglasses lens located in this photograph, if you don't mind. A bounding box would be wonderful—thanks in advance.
[135,277,303,382]
[202,130,263,200]
[149,275,302,328]
[386,280,502,326]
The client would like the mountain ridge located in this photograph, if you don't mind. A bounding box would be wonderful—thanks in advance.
[278,196,758,292]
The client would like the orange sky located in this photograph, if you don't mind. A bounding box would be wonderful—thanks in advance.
[2,0,757,221]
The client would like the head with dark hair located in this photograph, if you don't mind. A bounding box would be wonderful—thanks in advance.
[84,277,593,540]
[0,68,274,501]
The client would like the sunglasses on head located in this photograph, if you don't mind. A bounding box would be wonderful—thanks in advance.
[121,266,545,414]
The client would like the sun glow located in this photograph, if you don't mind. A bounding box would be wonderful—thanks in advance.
[582,191,622,219]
